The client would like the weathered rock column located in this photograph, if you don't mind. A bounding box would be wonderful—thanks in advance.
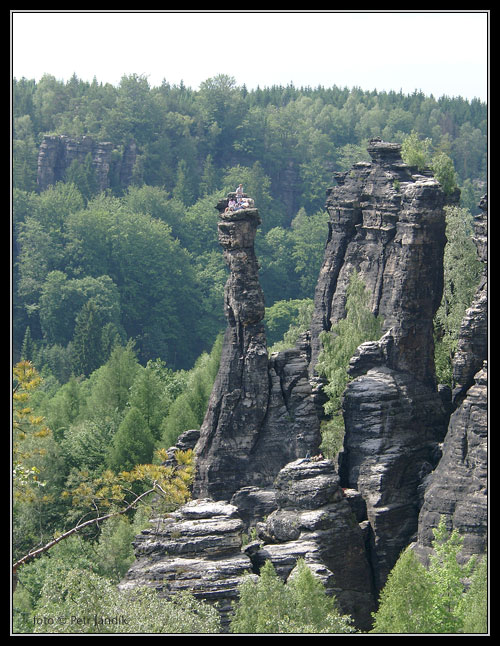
[193,195,321,501]
[193,197,271,501]
[309,137,447,387]
[309,139,450,591]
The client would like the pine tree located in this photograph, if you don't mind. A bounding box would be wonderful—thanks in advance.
[129,361,169,441]
[107,407,155,472]
[172,159,196,206]
[21,326,36,362]
[199,154,219,196]
[71,300,103,377]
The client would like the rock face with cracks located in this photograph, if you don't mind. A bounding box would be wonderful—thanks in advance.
[36,134,137,192]
[308,138,451,590]
[309,137,449,387]
[252,458,377,630]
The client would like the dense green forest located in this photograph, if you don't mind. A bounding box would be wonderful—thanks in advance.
[13,73,486,372]
[12,73,487,633]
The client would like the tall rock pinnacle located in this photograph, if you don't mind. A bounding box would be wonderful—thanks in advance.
[193,194,321,501]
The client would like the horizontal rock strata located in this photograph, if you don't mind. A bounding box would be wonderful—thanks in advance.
[118,499,256,628]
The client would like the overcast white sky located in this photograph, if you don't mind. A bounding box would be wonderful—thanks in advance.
[12,10,489,102]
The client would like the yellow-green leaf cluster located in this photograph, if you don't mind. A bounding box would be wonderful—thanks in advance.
[13,361,52,501]
[63,450,194,514]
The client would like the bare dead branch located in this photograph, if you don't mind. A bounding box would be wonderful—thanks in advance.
[13,485,157,577]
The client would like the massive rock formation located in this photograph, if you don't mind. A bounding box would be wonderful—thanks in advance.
[309,137,448,386]
[251,458,376,630]
[120,142,486,631]
[306,138,450,590]
[36,135,137,192]
[193,194,321,501]
[340,353,448,589]
[119,459,377,631]
[414,196,488,564]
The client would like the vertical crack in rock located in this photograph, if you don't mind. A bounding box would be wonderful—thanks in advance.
[36,134,137,193]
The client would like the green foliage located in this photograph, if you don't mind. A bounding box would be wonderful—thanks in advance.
[60,419,115,473]
[370,546,437,633]
[289,208,329,296]
[13,535,98,632]
[64,152,99,202]
[93,515,137,581]
[316,270,383,457]
[431,151,458,196]
[426,518,477,632]
[230,559,355,634]
[401,130,431,170]
[434,205,482,386]
[160,333,222,447]
[23,567,220,633]
[83,342,141,419]
[13,361,52,499]
[458,555,488,634]
[371,517,487,634]
[128,360,173,441]
[265,298,313,348]
[107,407,155,472]
[267,299,314,354]
[12,76,487,635]
[13,77,486,376]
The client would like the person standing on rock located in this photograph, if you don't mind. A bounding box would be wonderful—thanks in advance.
[236,184,244,199]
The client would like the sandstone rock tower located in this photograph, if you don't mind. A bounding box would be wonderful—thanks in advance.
[308,138,451,589]
[120,141,487,631]
[193,193,321,500]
